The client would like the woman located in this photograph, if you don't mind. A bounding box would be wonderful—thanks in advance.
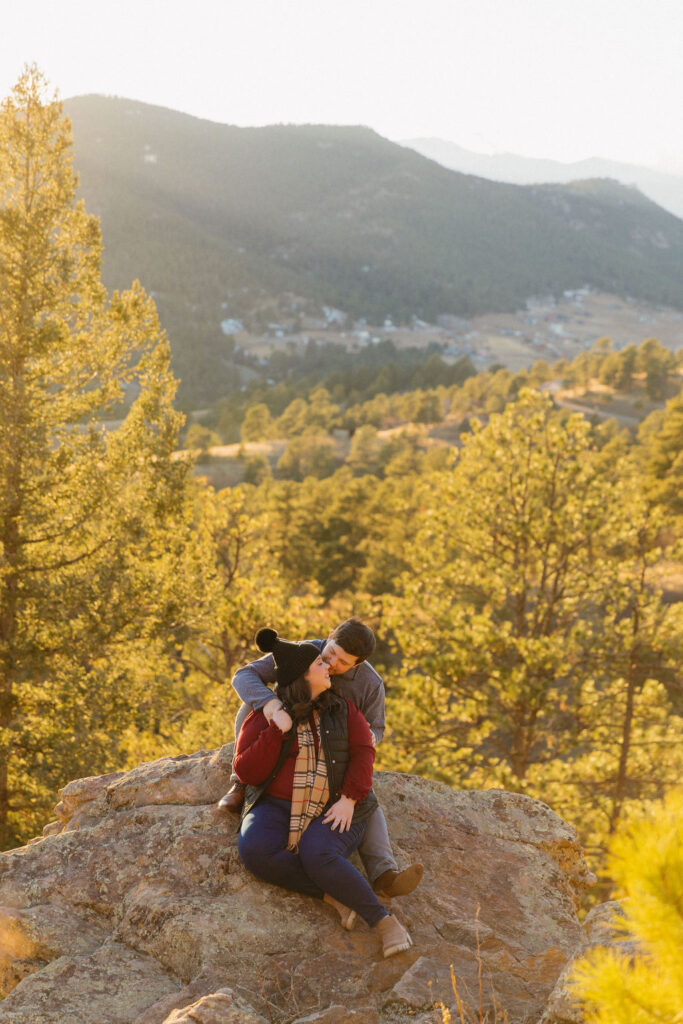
[234,627,413,959]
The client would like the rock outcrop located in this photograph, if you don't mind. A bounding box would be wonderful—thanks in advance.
[539,900,637,1024]
[0,745,595,1024]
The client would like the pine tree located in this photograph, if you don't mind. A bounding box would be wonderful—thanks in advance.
[572,789,683,1023]
[0,67,193,847]
[240,402,274,443]
[637,386,683,517]
[380,391,681,872]
[383,391,629,781]
[120,484,327,765]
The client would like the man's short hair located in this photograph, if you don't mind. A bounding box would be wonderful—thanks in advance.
[330,618,375,663]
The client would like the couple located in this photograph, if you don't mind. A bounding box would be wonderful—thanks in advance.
[218,618,421,958]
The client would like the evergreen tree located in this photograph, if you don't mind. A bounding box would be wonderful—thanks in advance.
[276,397,309,436]
[240,402,274,443]
[637,387,683,516]
[598,351,622,387]
[0,67,192,847]
[615,344,637,391]
[276,434,340,480]
[525,500,683,874]
[347,424,383,476]
[122,484,326,764]
[380,391,681,865]
[185,422,221,460]
[572,789,683,1023]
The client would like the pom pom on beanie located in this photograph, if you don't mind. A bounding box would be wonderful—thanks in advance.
[253,626,320,688]
[255,627,278,653]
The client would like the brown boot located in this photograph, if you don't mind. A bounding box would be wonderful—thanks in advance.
[217,781,245,813]
[323,893,357,931]
[375,914,413,958]
[373,864,424,899]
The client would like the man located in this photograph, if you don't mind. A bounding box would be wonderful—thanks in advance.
[219,618,423,899]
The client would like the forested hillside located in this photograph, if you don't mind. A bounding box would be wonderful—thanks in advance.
[173,336,682,899]
[188,333,683,476]
[65,95,683,404]
[158,374,683,897]
[3,73,681,914]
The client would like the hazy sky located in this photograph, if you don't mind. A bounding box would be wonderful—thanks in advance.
[2,0,682,171]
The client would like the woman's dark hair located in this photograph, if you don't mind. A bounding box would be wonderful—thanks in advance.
[276,675,343,723]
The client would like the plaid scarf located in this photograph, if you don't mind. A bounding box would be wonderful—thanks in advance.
[287,710,329,853]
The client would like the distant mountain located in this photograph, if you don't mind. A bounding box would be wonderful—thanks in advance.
[64,96,683,405]
[401,138,683,222]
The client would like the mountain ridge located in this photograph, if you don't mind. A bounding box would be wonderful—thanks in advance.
[401,136,683,220]
[63,95,683,404]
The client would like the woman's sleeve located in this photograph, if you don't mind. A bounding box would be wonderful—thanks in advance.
[233,710,287,785]
[341,700,376,803]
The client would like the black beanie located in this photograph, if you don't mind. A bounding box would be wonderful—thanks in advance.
[255,628,320,689]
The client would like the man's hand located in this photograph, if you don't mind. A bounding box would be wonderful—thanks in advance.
[323,794,356,832]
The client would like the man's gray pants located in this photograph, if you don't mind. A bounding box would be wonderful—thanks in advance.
[231,701,398,884]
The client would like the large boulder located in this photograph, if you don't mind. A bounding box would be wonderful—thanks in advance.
[539,900,638,1024]
[0,745,594,1024]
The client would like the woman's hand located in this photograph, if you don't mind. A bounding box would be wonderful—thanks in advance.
[323,794,356,832]
[263,697,293,734]
[272,707,293,733]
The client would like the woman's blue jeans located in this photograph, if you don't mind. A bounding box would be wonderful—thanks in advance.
[239,795,388,927]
